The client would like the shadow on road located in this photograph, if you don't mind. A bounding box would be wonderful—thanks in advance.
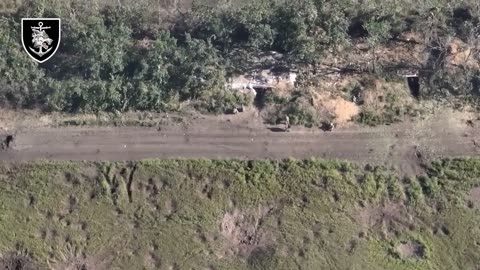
[268,127,286,132]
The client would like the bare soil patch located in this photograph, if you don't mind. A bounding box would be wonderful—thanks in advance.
[469,186,480,206]
[313,93,359,125]
[218,204,275,257]
[50,250,113,270]
[355,202,413,238]
[0,251,38,270]
[447,38,479,69]
[144,251,161,269]
[395,240,426,259]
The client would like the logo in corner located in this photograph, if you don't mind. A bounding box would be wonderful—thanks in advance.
[21,18,61,63]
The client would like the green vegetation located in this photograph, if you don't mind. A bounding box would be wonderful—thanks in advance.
[0,158,479,269]
[1,0,480,118]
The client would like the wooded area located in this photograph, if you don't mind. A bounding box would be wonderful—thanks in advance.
[1,0,479,114]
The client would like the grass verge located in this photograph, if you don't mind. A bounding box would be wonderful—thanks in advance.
[0,158,479,269]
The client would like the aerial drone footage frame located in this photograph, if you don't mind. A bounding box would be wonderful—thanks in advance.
[1,0,480,269]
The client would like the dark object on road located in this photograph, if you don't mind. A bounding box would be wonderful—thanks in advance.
[320,122,335,132]
[268,127,287,132]
[1,135,14,150]
[466,120,475,127]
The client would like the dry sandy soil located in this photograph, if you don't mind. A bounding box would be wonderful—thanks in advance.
[1,109,479,175]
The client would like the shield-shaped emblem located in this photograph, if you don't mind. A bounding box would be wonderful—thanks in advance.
[21,18,61,63]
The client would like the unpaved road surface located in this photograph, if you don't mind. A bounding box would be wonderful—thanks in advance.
[1,111,479,174]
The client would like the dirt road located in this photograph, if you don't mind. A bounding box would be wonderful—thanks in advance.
[1,110,479,174]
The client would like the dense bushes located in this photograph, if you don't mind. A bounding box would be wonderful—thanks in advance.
[1,0,479,114]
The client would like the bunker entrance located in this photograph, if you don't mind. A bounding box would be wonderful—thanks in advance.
[406,75,420,98]
[253,87,271,111]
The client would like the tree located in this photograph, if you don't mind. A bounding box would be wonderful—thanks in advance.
[168,34,227,102]
[365,18,391,73]
[139,31,180,110]
[271,0,319,62]
[316,0,349,48]
[0,17,45,108]
[58,15,133,81]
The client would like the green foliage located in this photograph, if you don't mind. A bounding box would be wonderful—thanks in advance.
[196,87,252,114]
[270,1,320,62]
[355,96,418,126]
[355,110,385,126]
[426,68,480,99]
[365,18,392,45]
[1,158,480,269]
[2,0,480,114]
[0,17,45,107]
[365,18,392,73]
[61,14,132,80]
[172,35,226,101]
[405,177,424,205]
[418,176,440,198]
[265,90,318,127]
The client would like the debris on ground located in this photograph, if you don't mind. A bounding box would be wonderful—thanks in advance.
[1,134,14,150]
[284,115,290,132]
[320,122,335,132]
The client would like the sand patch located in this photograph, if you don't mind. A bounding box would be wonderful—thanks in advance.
[313,93,359,125]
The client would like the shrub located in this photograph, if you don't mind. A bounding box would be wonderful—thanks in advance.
[405,177,424,205]
[418,176,440,198]
[2,0,480,115]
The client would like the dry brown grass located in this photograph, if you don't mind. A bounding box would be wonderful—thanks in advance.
[446,38,479,69]
[312,92,360,125]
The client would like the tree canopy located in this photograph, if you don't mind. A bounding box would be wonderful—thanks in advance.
[1,0,479,113]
